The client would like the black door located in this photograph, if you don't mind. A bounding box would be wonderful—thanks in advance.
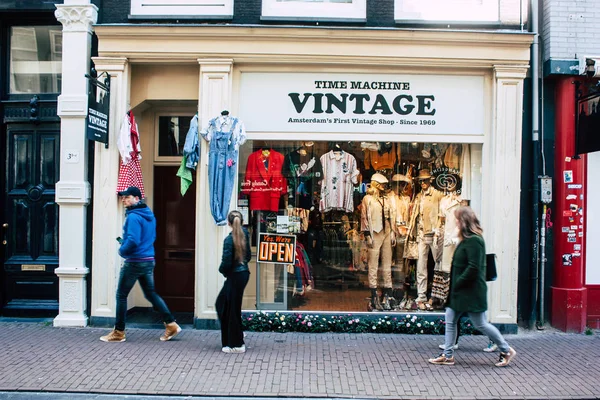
[1,122,60,316]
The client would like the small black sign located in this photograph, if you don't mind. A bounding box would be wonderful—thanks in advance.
[86,73,110,145]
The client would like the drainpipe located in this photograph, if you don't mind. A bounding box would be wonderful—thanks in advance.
[529,0,541,328]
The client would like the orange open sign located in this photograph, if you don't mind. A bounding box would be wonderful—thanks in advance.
[257,233,296,264]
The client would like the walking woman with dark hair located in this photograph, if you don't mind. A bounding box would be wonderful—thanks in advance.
[216,210,251,353]
[428,206,516,367]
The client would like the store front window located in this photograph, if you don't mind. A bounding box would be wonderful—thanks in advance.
[238,139,481,313]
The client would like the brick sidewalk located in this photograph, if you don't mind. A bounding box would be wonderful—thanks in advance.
[0,322,598,399]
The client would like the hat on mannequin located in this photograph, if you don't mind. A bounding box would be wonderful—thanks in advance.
[391,174,411,184]
[416,169,432,181]
[371,173,389,184]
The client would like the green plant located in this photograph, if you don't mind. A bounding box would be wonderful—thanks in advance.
[242,311,480,335]
[585,326,594,336]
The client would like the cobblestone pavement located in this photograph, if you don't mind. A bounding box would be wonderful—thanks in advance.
[0,322,598,399]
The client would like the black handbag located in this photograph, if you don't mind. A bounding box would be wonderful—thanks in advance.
[486,253,497,281]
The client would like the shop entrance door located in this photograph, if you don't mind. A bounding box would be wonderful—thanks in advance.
[153,166,196,312]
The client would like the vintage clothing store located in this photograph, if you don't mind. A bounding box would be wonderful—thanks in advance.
[53,3,532,331]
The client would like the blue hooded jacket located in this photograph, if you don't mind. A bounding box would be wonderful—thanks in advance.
[118,202,156,260]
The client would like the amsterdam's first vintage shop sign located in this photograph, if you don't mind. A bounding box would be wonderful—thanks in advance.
[239,73,485,135]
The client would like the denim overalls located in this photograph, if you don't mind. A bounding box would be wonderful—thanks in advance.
[203,117,242,225]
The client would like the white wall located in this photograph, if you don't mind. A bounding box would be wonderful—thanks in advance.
[543,0,600,61]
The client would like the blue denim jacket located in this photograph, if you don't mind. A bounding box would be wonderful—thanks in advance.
[183,115,199,170]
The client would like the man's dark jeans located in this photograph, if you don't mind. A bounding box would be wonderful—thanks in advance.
[115,261,175,331]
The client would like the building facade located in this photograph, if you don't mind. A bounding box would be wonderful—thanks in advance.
[49,1,532,330]
[542,0,600,332]
[0,0,67,318]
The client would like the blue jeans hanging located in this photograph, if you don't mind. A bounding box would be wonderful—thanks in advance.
[208,119,239,225]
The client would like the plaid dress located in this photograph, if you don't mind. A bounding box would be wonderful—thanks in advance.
[116,112,145,198]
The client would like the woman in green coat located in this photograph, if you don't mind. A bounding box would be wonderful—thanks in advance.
[428,206,516,367]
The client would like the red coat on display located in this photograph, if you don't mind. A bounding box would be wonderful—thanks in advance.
[241,149,287,211]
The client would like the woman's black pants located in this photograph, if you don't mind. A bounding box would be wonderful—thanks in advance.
[216,270,250,348]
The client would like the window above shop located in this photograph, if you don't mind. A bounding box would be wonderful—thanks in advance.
[130,0,233,19]
[9,26,62,94]
[394,0,527,26]
[261,0,366,22]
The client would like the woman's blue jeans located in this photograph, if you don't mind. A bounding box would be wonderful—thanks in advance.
[115,261,175,331]
[442,307,510,358]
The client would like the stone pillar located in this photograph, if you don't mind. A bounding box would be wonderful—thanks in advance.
[483,65,528,326]
[53,1,98,327]
[195,59,233,327]
[89,57,130,325]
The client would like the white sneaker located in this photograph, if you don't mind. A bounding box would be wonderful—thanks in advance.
[483,342,498,352]
[222,345,246,354]
[438,343,459,350]
[230,345,246,353]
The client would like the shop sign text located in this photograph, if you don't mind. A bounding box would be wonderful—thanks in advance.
[239,73,485,135]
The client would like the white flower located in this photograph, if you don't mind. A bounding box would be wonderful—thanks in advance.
[406,314,410,318]
[406,323,411,327]
[386,321,390,325]
[420,330,424,334]
[417,323,421,328]
[372,326,376,330]
[282,322,286,326]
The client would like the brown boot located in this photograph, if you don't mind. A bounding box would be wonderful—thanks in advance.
[160,322,181,341]
[100,329,126,342]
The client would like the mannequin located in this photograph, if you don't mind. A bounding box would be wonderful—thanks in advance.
[389,174,412,301]
[431,192,462,308]
[406,169,444,311]
[360,173,397,311]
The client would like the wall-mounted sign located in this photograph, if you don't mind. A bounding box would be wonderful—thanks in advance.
[239,73,485,135]
[86,71,110,146]
[257,233,296,264]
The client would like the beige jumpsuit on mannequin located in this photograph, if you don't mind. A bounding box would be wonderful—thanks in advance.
[361,174,397,310]
[390,175,412,291]
[409,171,444,308]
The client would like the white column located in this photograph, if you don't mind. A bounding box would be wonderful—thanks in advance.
[195,59,234,325]
[53,1,98,327]
[483,65,528,325]
[89,57,130,323]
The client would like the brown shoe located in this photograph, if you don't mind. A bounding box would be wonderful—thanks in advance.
[100,329,126,342]
[495,347,517,367]
[160,322,181,341]
[428,354,455,365]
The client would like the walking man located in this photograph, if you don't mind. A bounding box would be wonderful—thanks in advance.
[100,186,181,342]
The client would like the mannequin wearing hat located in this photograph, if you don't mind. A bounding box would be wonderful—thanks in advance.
[389,174,412,298]
[360,173,399,311]
[406,169,444,311]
